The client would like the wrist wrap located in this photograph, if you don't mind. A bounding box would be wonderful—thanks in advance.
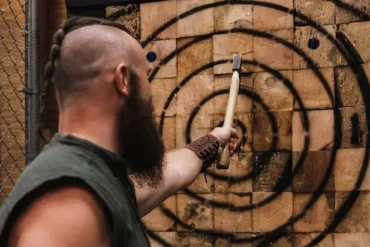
[185,134,221,182]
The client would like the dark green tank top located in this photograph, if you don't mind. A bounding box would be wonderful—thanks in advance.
[0,133,151,247]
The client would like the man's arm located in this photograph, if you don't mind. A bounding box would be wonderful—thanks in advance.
[135,127,238,217]
[8,185,111,247]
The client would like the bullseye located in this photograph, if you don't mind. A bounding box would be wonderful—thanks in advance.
[141,1,370,246]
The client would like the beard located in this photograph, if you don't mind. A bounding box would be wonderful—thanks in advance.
[117,71,165,188]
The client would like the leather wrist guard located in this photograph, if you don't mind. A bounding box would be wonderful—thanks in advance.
[185,134,221,182]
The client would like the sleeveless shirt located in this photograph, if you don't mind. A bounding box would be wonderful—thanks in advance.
[0,133,151,247]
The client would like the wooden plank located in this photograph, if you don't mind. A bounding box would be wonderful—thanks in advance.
[176,75,214,116]
[253,152,292,192]
[253,0,293,31]
[293,25,337,69]
[214,193,252,232]
[152,78,177,117]
[293,68,335,110]
[148,232,177,247]
[106,5,140,40]
[294,0,335,25]
[177,37,213,77]
[177,193,214,231]
[293,193,335,232]
[292,110,334,151]
[292,151,334,192]
[253,29,294,71]
[335,148,370,191]
[177,0,214,38]
[293,234,334,247]
[253,70,294,112]
[336,0,370,24]
[155,116,176,151]
[338,22,370,65]
[335,64,370,107]
[215,233,253,247]
[252,192,293,232]
[334,233,370,247]
[145,39,177,79]
[340,106,367,149]
[252,111,292,152]
[177,232,214,246]
[67,0,166,7]
[140,0,177,41]
[214,4,252,31]
[252,236,293,247]
[335,192,370,233]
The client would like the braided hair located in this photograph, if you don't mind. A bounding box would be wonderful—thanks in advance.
[39,16,133,142]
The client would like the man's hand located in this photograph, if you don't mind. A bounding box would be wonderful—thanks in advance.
[209,127,239,157]
[134,127,240,217]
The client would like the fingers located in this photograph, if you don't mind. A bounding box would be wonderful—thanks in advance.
[230,137,237,143]
[228,141,237,157]
[230,127,239,139]
[228,142,236,150]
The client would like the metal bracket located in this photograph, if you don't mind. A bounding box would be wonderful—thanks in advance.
[19,88,38,95]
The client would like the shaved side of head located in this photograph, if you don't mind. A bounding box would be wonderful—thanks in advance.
[46,17,140,109]
[55,25,128,89]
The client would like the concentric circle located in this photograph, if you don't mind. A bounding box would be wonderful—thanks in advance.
[142,1,370,246]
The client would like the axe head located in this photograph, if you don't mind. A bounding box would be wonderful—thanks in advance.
[232,54,242,71]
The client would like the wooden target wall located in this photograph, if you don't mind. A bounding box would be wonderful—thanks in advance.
[124,1,370,246]
[45,0,370,246]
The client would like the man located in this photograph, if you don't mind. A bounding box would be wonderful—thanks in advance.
[0,16,238,246]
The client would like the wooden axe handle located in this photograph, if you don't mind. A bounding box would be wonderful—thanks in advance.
[216,70,240,169]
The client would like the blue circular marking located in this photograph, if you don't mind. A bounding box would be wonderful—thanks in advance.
[146,51,157,62]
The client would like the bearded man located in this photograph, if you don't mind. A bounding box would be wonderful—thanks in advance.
[0,16,238,247]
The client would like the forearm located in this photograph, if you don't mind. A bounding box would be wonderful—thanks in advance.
[165,148,203,191]
[134,148,202,217]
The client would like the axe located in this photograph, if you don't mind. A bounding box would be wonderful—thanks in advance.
[216,54,242,170]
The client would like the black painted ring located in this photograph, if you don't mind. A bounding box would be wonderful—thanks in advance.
[147,25,333,247]
[182,59,309,185]
[155,58,311,219]
[141,1,370,246]
[155,57,311,214]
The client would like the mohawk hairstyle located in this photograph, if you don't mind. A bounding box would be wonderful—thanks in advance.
[39,16,133,141]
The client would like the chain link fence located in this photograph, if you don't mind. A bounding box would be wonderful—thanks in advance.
[0,0,28,203]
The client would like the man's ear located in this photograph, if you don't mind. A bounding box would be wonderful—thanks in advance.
[114,63,129,98]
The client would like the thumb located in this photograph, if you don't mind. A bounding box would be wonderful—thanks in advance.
[230,127,239,139]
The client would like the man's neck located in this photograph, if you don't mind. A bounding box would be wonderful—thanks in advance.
[58,109,120,155]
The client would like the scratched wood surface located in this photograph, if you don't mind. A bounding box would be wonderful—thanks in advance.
[133,0,370,246]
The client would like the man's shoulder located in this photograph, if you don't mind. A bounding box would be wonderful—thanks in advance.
[33,142,85,165]
[6,144,95,203]
[23,142,92,177]
[6,183,112,247]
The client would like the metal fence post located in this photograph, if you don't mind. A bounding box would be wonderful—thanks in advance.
[25,0,40,165]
